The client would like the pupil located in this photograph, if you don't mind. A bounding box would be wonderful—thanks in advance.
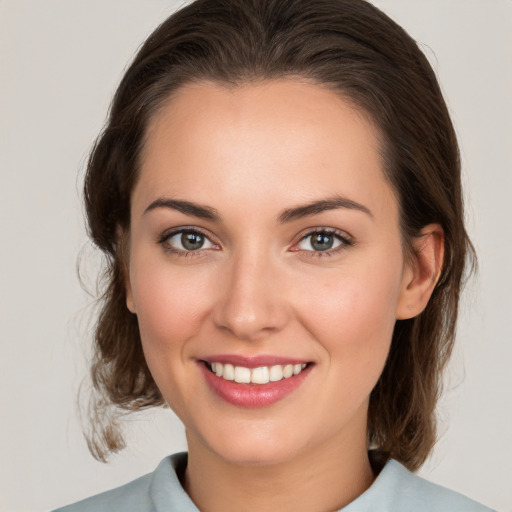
[312,233,333,251]
[181,232,204,250]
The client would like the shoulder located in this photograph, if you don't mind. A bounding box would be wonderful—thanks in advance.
[52,453,194,512]
[52,472,153,512]
[342,459,497,512]
[391,460,496,511]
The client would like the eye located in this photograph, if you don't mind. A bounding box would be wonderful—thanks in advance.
[160,228,217,254]
[294,229,352,254]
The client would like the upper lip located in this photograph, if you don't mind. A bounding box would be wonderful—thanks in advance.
[198,354,311,368]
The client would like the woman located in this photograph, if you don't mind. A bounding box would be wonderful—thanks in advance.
[54,0,496,510]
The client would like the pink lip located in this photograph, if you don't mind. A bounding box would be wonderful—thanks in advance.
[198,358,313,408]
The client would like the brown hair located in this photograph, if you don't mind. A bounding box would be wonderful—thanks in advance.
[83,0,474,470]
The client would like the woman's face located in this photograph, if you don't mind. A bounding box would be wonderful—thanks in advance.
[126,80,416,466]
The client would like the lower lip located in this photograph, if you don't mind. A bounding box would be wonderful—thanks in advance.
[199,363,312,408]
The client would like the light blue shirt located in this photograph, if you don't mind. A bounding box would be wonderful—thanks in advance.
[53,452,496,511]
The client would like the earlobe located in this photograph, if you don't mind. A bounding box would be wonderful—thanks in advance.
[125,278,136,314]
[395,224,444,320]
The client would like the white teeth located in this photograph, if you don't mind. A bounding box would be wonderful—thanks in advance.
[209,363,307,384]
[283,364,293,378]
[223,363,235,381]
[208,362,308,384]
[234,366,251,383]
[251,366,270,384]
[269,365,283,381]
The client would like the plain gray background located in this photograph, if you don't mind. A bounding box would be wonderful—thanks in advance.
[1,1,511,511]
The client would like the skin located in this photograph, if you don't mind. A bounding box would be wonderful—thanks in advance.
[125,80,443,512]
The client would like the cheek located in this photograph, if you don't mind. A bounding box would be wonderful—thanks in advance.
[129,262,213,364]
[132,252,208,321]
[128,263,216,416]
[296,260,402,369]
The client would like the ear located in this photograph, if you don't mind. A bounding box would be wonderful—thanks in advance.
[395,224,444,320]
[117,225,137,314]
[125,272,136,314]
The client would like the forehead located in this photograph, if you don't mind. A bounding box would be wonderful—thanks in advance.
[135,79,396,222]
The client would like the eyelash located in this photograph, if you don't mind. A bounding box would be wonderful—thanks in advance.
[157,227,353,258]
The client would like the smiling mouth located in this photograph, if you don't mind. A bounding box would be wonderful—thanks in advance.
[204,361,310,385]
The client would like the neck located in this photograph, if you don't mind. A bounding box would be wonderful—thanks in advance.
[183,431,374,512]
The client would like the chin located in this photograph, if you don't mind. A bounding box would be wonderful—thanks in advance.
[188,419,314,467]
[216,442,301,467]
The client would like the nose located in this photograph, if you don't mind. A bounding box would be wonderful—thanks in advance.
[212,251,290,342]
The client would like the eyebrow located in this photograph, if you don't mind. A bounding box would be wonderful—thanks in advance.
[278,196,373,223]
[144,198,220,220]
[143,195,372,223]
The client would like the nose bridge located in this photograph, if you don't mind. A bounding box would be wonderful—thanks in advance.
[212,243,288,340]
